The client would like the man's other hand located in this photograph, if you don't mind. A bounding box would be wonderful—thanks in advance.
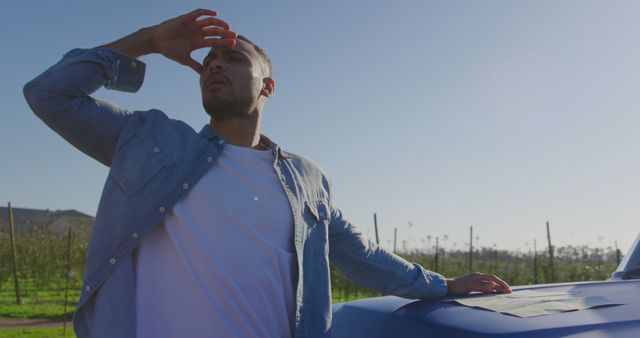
[446,272,512,296]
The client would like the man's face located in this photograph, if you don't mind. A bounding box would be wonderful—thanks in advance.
[199,39,271,121]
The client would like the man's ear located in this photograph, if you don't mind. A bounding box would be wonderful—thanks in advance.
[261,77,275,97]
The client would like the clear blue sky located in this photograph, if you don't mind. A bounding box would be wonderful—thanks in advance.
[2,0,640,253]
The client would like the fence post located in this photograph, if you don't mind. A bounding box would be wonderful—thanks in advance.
[7,202,21,305]
[546,221,556,282]
[393,227,397,254]
[468,226,473,272]
[533,239,538,284]
[63,227,72,335]
[434,236,439,272]
[373,213,380,245]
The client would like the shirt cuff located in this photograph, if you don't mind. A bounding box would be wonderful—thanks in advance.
[63,47,146,93]
[415,263,448,298]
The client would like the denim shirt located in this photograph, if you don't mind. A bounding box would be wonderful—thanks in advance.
[23,48,447,338]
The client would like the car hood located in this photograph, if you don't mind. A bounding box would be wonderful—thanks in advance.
[331,279,640,338]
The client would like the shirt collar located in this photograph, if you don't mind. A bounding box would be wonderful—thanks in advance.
[198,124,219,140]
[198,124,290,159]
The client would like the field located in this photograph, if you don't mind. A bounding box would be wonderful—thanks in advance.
[0,327,75,338]
[331,244,621,302]
[0,228,623,336]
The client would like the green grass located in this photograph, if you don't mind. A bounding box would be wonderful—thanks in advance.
[332,289,381,303]
[0,327,76,338]
[0,302,72,320]
[0,281,79,320]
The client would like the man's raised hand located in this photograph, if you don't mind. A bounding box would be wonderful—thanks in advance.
[100,9,236,74]
[151,9,236,74]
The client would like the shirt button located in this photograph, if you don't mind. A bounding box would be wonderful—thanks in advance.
[131,62,137,68]
[110,258,116,265]
[85,286,91,292]
[159,206,166,213]
[207,156,214,163]
[153,147,160,153]
[319,211,325,218]
[182,183,190,189]
[132,233,139,239]
[218,139,224,144]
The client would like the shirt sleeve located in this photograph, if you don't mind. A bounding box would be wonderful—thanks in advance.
[328,206,448,299]
[23,48,146,167]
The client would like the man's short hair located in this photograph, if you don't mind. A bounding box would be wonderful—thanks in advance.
[236,35,273,77]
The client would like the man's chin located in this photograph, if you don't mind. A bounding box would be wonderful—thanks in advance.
[205,109,255,122]
[203,103,239,121]
[202,97,232,112]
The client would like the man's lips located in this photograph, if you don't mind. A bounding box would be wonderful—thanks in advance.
[206,74,230,88]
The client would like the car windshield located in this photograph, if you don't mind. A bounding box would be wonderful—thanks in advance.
[612,233,640,280]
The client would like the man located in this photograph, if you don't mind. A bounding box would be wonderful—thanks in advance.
[24,9,511,338]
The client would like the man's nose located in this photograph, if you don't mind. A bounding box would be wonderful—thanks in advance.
[206,58,225,72]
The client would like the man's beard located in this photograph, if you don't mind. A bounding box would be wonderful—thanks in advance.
[202,95,254,122]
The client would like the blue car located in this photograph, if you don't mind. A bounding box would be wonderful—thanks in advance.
[332,235,640,338]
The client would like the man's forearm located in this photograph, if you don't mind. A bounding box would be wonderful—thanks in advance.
[98,27,158,58]
[23,48,144,166]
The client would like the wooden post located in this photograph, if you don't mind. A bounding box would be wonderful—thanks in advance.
[63,227,72,335]
[434,236,439,272]
[373,213,380,245]
[468,226,473,272]
[546,221,556,283]
[533,239,538,284]
[7,202,21,305]
[393,227,397,254]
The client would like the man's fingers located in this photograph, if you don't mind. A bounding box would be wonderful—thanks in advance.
[476,280,498,292]
[203,27,237,39]
[481,274,512,293]
[196,17,231,30]
[202,38,237,48]
[451,272,512,294]
[469,273,511,293]
[189,8,218,19]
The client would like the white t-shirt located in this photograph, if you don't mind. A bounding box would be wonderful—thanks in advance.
[133,143,297,338]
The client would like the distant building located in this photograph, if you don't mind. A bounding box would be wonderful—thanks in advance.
[0,206,94,239]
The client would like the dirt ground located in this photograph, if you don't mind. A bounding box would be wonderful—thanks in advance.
[0,317,72,329]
